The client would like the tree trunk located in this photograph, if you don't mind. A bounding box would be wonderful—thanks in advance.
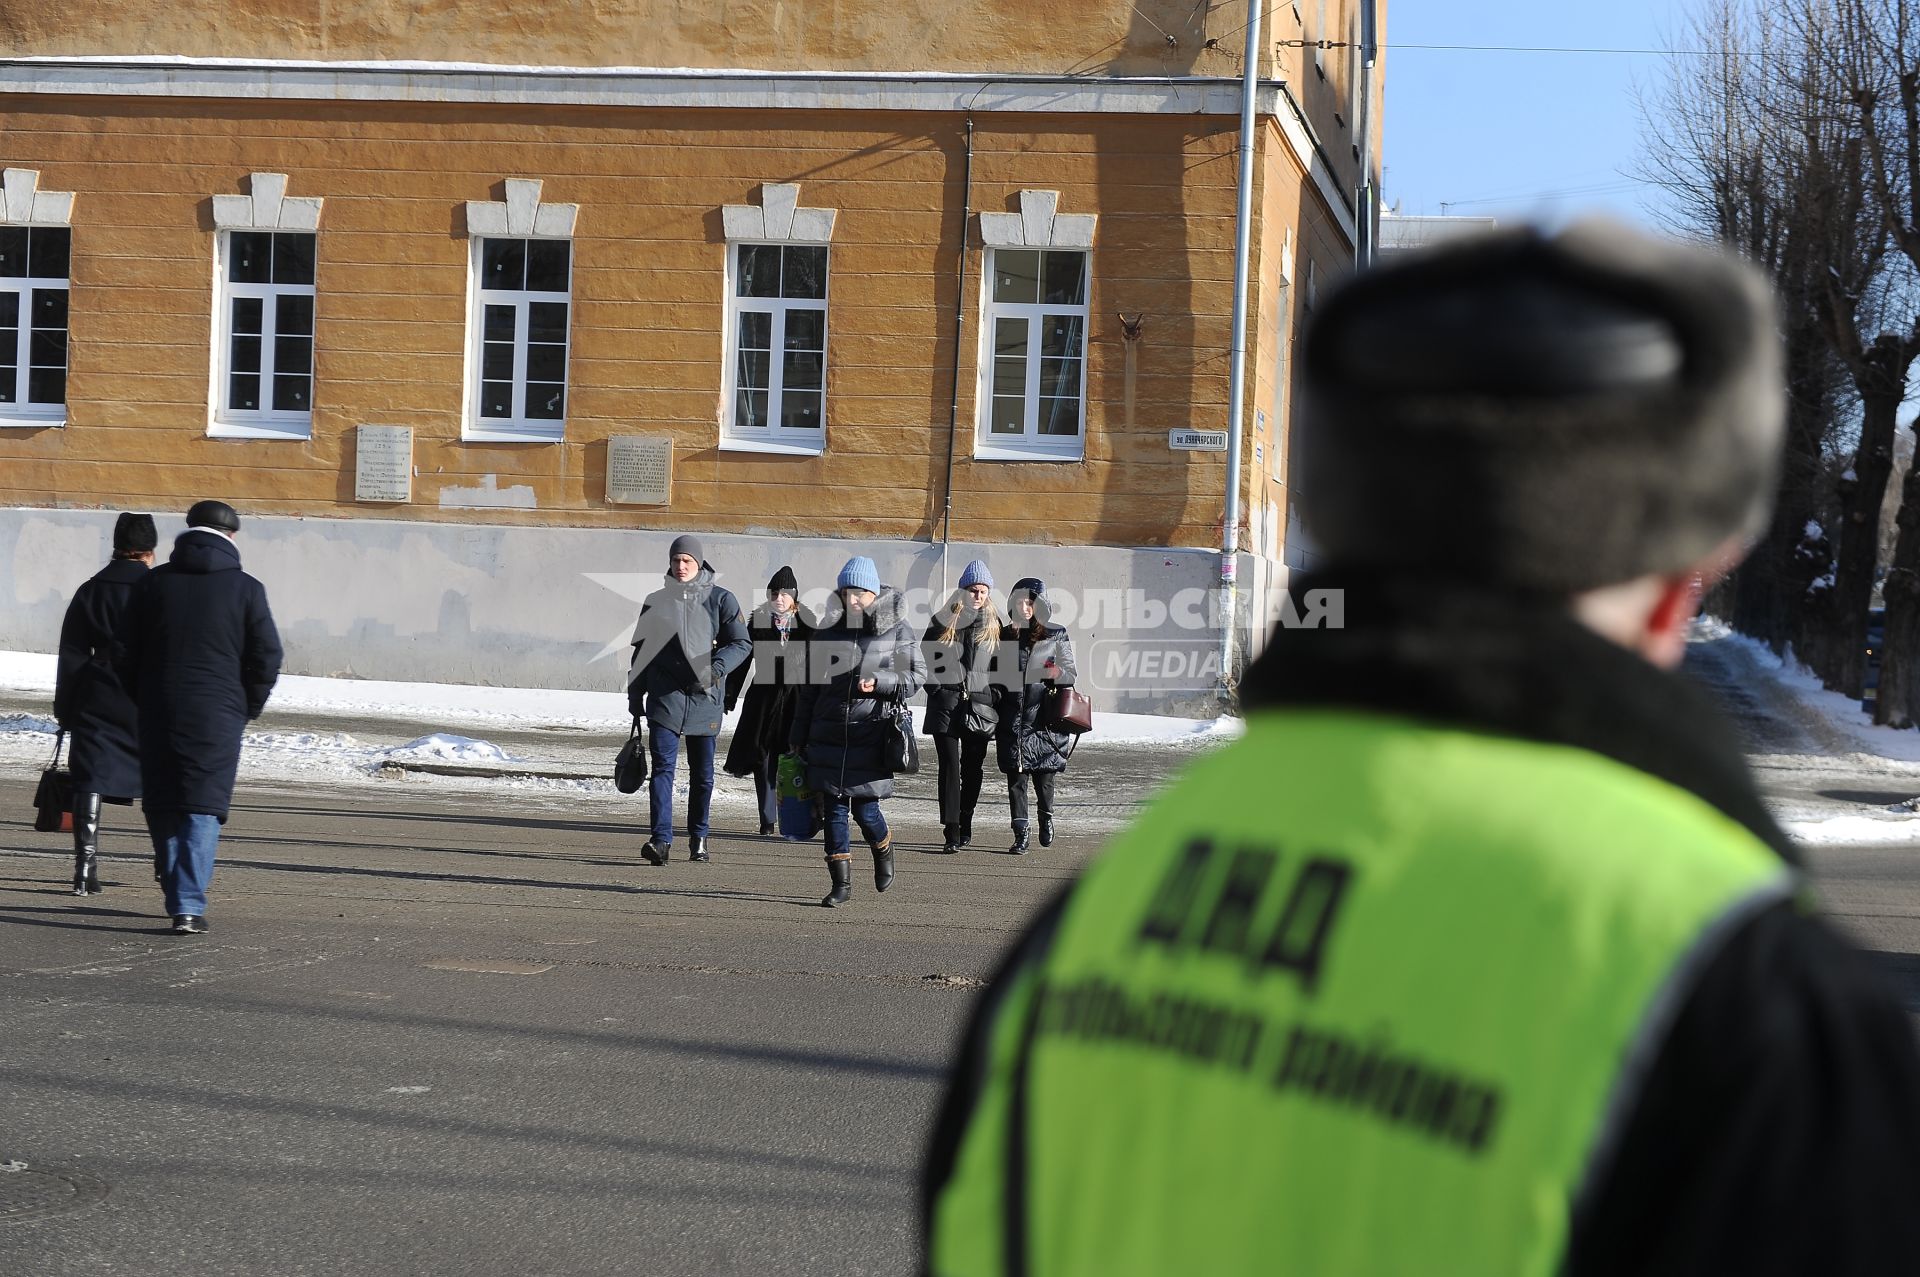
[1817,364,1902,697]
[1881,430,1920,728]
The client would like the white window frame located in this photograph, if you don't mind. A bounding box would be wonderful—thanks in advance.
[719,241,829,456]
[0,224,70,428]
[208,230,317,440]
[463,235,573,443]
[975,246,1090,463]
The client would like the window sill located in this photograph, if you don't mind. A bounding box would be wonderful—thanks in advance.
[718,433,826,457]
[463,422,565,444]
[208,418,312,441]
[973,438,1084,463]
[0,412,66,429]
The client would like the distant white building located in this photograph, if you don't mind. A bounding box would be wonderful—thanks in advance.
[1379,212,1499,256]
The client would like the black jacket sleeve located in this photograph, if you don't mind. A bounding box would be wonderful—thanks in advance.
[1567,901,1920,1276]
[241,578,284,720]
[53,584,90,725]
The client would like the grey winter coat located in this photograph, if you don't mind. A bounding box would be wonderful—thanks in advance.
[626,564,752,737]
[997,624,1078,775]
[790,587,929,800]
[55,557,149,800]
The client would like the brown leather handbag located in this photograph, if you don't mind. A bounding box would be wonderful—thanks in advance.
[1045,686,1094,735]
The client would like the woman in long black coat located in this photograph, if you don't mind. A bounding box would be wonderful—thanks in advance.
[723,565,814,835]
[53,512,156,895]
[996,576,1079,855]
[789,557,927,907]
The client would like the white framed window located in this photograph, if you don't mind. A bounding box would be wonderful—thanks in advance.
[210,230,316,439]
[977,247,1089,461]
[0,225,69,426]
[467,236,572,442]
[722,242,828,453]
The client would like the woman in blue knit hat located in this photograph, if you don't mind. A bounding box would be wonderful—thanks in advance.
[923,559,1009,854]
[996,575,1079,854]
[789,556,928,906]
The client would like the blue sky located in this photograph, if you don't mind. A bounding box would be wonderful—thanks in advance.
[1381,0,1682,228]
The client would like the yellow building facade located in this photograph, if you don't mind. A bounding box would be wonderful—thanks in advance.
[0,1,1382,709]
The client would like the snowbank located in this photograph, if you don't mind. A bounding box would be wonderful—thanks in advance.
[1693,619,1920,764]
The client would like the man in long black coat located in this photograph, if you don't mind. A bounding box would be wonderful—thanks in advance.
[116,500,283,935]
[54,511,156,895]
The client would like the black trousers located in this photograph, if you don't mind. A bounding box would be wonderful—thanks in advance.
[934,730,992,834]
[1008,770,1057,830]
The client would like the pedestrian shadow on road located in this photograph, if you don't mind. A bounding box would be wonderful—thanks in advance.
[0,903,174,936]
[213,855,823,909]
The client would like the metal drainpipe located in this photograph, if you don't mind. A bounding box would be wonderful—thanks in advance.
[1357,0,1378,266]
[1218,0,1264,702]
[939,114,977,591]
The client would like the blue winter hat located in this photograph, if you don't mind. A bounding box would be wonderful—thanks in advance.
[958,559,993,589]
[837,556,881,593]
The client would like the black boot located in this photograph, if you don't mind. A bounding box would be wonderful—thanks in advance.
[72,792,103,896]
[941,824,962,855]
[871,836,895,893]
[688,836,709,863]
[1009,824,1030,856]
[1038,810,1054,848]
[822,857,853,908]
[959,820,973,849]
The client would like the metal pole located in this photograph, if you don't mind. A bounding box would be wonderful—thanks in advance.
[1219,0,1264,700]
[1356,0,1378,266]
[940,114,977,592]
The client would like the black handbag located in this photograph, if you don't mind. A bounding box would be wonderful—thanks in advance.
[33,730,74,834]
[613,720,649,794]
[886,703,921,775]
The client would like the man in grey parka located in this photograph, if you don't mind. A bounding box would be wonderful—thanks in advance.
[627,534,751,864]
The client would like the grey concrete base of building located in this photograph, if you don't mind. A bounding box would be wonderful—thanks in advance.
[1,507,1302,716]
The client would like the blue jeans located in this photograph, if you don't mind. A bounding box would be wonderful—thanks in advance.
[648,725,715,845]
[146,810,221,917]
[823,795,887,859]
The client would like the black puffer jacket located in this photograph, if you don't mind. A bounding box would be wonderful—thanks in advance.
[55,557,149,800]
[626,564,751,738]
[997,623,1078,775]
[922,600,1008,738]
[723,602,816,777]
[790,587,928,800]
[115,531,283,820]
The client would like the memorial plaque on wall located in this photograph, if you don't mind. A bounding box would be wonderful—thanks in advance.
[607,436,673,506]
[354,425,413,503]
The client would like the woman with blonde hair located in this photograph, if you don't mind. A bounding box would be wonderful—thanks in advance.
[923,560,1008,855]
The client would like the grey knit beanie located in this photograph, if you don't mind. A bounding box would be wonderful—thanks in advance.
[1298,219,1784,594]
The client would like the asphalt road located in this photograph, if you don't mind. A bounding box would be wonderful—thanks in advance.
[0,753,1121,1276]
[6,649,1920,1272]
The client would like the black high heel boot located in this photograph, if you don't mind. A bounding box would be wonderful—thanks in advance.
[871,835,895,893]
[72,792,103,896]
[822,856,853,907]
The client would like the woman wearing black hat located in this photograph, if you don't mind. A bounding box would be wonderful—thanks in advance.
[52,512,157,895]
[723,566,815,835]
[996,576,1079,855]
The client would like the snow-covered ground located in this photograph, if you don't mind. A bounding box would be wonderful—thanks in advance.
[0,650,1243,807]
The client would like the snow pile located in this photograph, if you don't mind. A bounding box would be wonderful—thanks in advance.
[1781,815,1920,848]
[1096,714,1246,745]
[0,712,58,736]
[377,734,517,765]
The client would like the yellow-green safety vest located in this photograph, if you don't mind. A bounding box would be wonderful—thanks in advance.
[929,709,1795,1276]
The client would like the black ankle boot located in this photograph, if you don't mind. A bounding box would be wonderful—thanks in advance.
[1038,811,1054,848]
[822,857,853,907]
[959,821,973,849]
[941,825,962,855]
[72,792,103,896]
[872,837,895,893]
[1009,824,1031,856]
